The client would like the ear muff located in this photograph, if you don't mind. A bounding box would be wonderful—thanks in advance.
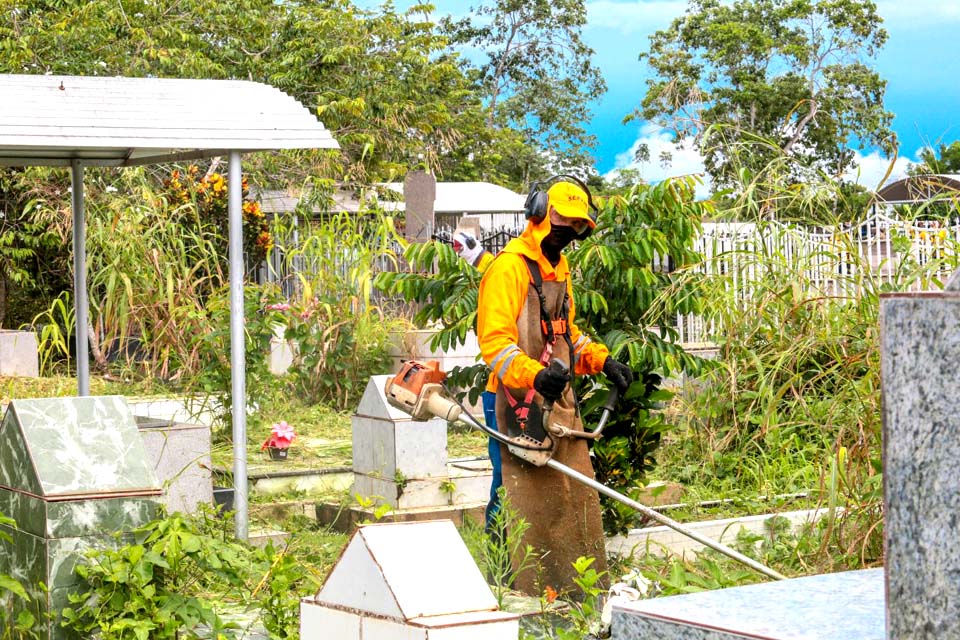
[523,183,550,223]
[464,235,477,250]
[523,175,598,231]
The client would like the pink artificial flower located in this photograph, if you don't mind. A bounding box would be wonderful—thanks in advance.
[261,420,296,450]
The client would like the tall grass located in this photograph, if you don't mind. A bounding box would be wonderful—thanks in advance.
[655,148,958,572]
[265,206,409,410]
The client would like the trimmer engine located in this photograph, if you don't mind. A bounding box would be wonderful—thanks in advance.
[384,360,462,422]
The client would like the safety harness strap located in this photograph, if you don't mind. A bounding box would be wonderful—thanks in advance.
[504,257,575,430]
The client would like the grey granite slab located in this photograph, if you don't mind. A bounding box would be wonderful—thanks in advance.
[612,569,884,640]
[880,292,960,639]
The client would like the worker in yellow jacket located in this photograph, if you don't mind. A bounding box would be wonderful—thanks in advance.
[477,177,633,596]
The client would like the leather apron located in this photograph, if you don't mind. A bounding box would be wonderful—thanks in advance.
[495,277,608,596]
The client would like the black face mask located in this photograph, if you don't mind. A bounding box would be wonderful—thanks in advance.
[540,225,578,264]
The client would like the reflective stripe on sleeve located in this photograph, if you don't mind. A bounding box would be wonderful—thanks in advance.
[490,345,522,380]
[573,334,591,353]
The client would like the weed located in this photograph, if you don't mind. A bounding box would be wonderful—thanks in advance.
[462,489,539,608]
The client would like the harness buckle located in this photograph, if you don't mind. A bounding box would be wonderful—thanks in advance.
[540,318,567,336]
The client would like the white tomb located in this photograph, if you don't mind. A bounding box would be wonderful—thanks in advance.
[352,375,489,509]
[301,520,519,639]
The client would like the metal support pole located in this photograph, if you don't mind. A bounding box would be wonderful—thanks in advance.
[70,160,90,396]
[228,152,248,541]
[544,458,787,581]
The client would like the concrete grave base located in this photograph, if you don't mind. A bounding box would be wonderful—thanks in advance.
[353,458,492,510]
[301,602,519,640]
[316,500,486,533]
[0,330,39,377]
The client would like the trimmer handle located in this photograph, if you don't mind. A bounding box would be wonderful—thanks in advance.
[599,384,620,414]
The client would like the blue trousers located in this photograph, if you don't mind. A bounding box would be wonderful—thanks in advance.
[482,390,502,528]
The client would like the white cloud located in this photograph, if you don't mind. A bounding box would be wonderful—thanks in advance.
[876,0,960,28]
[843,150,914,190]
[604,124,711,195]
[586,0,687,34]
[606,124,922,196]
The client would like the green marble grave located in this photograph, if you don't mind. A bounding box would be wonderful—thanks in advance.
[0,396,160,638]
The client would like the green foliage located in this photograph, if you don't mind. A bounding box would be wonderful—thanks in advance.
[0,167,73,328]
[29,292,74,376]
[0,0,528,185]
[636,0,895,185]
[162,165,272,266]
[255,543,305,639]
[588,375,675,534]
[182,284,284,431]
[273,210,407,410]
[523,556,607,640]
[570,177,711,376]
[657,173,955,569]
[61,513,251,638]
[61,509,324,640]
[443,0,606,177]
[909,140,960,176]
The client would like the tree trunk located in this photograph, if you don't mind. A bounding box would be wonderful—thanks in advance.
[87,319,109,372]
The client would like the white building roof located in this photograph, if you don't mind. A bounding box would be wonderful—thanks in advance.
[0,74,339,167]
[259,181,525,216]
[384,181,526,213]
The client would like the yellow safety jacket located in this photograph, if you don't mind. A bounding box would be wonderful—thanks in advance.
[477,218,609,393]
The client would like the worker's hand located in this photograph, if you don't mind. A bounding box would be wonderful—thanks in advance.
[602,357,634,394]
[533,364,570,401]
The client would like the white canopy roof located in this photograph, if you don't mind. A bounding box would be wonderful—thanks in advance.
[0,74,339,166]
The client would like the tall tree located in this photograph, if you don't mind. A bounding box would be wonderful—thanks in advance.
[443,0,607,181]
[908,141,960,176]
[634,0,895,187]
[0,0,527,320]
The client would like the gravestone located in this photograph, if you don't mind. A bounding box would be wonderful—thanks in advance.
[0,396,160,638]
[404,170,436,242]
[0,329,39,377]
[300,520,518,639]
[880,289,960,639]
[351,375,489,510]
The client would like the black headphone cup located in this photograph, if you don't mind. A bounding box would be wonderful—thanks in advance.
[465,236,477,250]
[524,189,549,223]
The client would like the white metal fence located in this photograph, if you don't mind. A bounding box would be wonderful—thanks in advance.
[675,213,960,345]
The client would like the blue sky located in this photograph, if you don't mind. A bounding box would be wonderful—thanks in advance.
[366,0,960,188]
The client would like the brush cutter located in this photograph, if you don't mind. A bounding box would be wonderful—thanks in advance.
[384,359,786,581]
